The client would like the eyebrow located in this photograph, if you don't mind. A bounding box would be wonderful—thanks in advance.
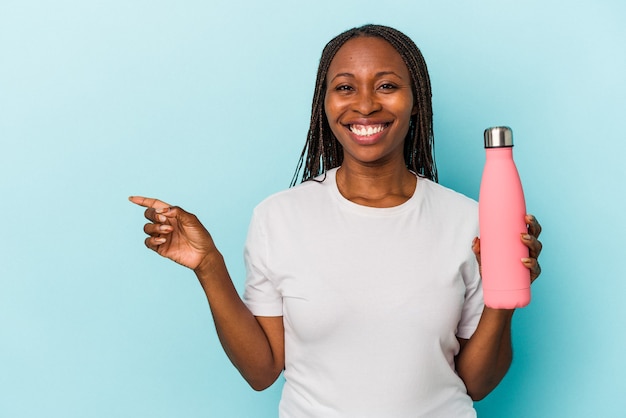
[330,71,404,82]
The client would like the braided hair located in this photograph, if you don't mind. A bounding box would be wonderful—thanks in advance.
[291,24,437,186]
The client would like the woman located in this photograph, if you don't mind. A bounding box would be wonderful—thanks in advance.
[130,24,542,417]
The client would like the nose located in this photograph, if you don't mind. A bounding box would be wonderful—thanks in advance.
[353,90,382,115]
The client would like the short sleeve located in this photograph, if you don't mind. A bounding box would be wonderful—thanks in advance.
[242,208,283,317]
[456,253,485,339]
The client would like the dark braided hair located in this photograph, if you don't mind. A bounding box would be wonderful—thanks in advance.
[291,24,437,186]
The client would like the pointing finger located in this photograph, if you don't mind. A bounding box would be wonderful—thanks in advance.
[129,196,171,210]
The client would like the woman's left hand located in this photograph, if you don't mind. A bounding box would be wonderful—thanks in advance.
[520,214,543,283]
[472,214,543,283]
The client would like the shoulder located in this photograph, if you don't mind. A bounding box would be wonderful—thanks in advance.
[419,177,477,212]
[253,170,337,218]
[416,178,479,235]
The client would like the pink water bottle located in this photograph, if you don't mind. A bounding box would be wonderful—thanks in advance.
[479,126,530,309]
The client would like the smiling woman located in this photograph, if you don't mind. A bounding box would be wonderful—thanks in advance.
[292,24,437,187]
[131,24,543,418]
[323,36,419,206]
[324,37,416,166]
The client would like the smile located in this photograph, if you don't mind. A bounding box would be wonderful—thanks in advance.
[349,123,389,137]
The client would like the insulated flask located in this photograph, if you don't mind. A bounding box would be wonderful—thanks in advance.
[478,126,531,308]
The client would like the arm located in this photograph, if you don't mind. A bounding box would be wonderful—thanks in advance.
[194,252,284,390]
[456,215,542,400]
[129,196,284,390]
[455,308,514,400]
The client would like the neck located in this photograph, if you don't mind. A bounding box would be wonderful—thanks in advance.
[336,161,417,208]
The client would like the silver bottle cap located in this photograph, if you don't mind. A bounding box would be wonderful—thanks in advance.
[484,126,513,148]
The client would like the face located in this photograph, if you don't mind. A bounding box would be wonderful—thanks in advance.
[324,36,417,168]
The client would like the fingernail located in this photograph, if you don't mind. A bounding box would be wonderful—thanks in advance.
[521,258,531,263]
[522,234,531,240]
[155,237,166,244]
[157,215,167,223]
[159,225,171,232]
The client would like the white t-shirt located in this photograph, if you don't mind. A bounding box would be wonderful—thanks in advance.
[243,168,483,417]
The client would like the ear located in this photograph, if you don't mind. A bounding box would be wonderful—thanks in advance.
[411,104,418,116]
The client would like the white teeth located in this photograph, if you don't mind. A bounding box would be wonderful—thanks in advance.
[350,124,386,136]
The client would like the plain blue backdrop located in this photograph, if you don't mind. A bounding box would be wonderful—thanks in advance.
[1,0,625,416]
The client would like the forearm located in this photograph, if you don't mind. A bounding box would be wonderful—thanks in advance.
[194,252,282,390]
[456,307,514,400]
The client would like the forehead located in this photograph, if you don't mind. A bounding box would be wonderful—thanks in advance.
[328,36,409,76]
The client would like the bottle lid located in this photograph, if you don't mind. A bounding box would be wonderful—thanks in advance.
[484,126,513,148]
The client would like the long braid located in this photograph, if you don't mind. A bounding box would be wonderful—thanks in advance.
[291,24,437,186]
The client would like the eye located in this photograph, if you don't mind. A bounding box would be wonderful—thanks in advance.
[378,83,397,91]
[335,84,353,92]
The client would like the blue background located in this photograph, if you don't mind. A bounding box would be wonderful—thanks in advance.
[1,0,625,416]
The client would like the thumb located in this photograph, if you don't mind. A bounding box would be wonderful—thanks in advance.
[160,206,206,232]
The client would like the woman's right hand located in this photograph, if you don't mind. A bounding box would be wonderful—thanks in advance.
[130,197,284,391]
[129,196,217,271]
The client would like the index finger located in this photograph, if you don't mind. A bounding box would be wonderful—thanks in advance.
[128,196,171,209]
